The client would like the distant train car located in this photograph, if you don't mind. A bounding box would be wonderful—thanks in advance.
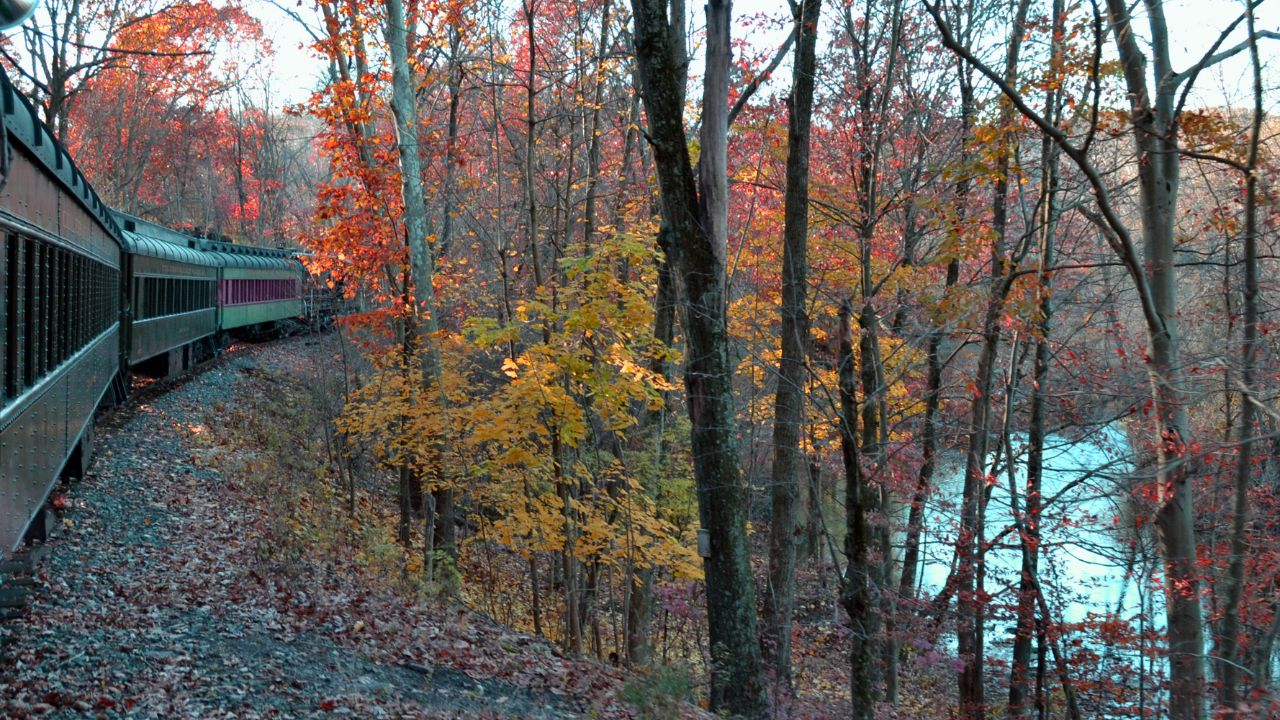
[0,61,314,560]
[0,70,123,556]
[202,240,303,334]
[114,213,220,375]
[113,210,218,371]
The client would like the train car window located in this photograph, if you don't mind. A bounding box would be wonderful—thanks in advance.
[55,248,66,366]
[64,251,72,361]
[22,237,36,387]
[34,242,46,379]
[0,235,7,400]
[2,234,18,399]
[78,256,85,347]
[49,246,58,369]
[46,246,55,369]
[40,244,49,374]
[82,256,90,343]
[99,265,109,332]
[71,254,80,350]
[42,244,52,375]
[49,247,58,367]
[63,251,72,362]
[46,245,56,371]
[45,247,55,371]
[56,248,64,364]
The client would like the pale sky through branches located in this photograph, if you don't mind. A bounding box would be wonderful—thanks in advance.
[246,0,1277,112]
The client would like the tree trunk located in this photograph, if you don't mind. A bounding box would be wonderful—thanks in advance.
[898,16,973,602]
[628,252,677,666]
[383,0,445,563]
[956,5,1028,715]
[1104,2,1206,715]
[838,301,876,720]
[764,0,821,692]
[1009,2,1063,714]
[1214,4,1264,710]
[630,0,766,714]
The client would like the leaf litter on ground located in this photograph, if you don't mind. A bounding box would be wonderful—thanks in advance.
[0,335,707,719]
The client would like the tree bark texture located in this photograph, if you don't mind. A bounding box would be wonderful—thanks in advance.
[630,0,767,714]
[384,0,447,562]
[764,0,821,692]
[838,301,876,720]
[1104,2,1206,716]
[1009,1,1062,714]
[956,4,1028,715]
[1214,3,1264,710]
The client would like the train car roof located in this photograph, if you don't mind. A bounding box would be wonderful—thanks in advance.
[121,230,222,267]
[1,70,123,246]
[200,239,300,271]
[113,212,221,267]
[202,250,299,271]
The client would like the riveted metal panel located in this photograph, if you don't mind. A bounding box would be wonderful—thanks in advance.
[0,147,59,235]
[1,70,124,252]
[130,250,219,279]
[0,68,124,559]
[0,326,117,556]
[128,309,218,364]
[65,326,117,450]
[218,299,304,330]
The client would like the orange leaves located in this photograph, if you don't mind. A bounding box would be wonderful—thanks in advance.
[59,0,292,240]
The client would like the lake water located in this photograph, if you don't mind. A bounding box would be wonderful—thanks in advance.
[915,423,1167,711]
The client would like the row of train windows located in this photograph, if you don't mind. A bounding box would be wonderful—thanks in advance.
[2,234,119,402]
[221,279,298,305]
[134,277,215,320]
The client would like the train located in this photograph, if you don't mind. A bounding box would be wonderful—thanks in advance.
[0,67,311,560]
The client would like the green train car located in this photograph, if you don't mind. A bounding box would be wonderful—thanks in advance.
[2,62,311,559]
[204,240,303,332]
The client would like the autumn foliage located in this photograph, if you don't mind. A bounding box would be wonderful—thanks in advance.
[13,0,1280,716]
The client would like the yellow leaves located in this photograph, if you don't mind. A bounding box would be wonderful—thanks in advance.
[501,357,520,379]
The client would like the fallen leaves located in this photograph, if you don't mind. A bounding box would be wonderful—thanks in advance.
[0,337,703,719]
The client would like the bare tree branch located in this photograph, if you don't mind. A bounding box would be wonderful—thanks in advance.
[726,21,797,128]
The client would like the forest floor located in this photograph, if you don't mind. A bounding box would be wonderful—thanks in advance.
[0,335,691,719]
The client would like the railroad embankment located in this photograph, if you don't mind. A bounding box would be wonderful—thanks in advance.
[0,335,674,719]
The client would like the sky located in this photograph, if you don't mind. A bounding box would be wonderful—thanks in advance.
[244,1,326,108]
[242,0,1278,112]
[4,0,1273,113]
